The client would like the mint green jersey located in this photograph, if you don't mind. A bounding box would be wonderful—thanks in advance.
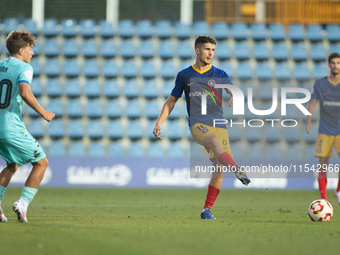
[0,56,33,139]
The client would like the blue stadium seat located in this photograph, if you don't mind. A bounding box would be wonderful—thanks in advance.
[137,20,152,38]
[47,99,63,118]
[167,121,182,140]
[294,63,310,80]
[156,20,172,39]
[107,120,123,139]
[175,22,191,39]
[118,20,134,38]
[80,19,96,38]
[230,143,244,160]
[286,144,303,160]
[62,39,78,57]
[212,22,229,40]
[27,99,43,117]
[307,24,323,42]
[141,60,156,79]
[49,141,66,157]
[228,127,241,142]
[245,126,261,142]
[120,40,135,58]
[33,40,40,56]
[100,40,116,58]
[143,80,158,98]
[30,59,41,77]
[87,120,103,139]
[231,22,247,40]
[82,39,97,58]
[124,80,139,98]
[30,79,42,97]
[179,60,193,71]
[127,120,143,139]
[310,44,326,62]
[28,120,44,138]
[23,19,38,36]
[235,42,250,60]
[329,44,340,54]
[305,146,316,160]
[272,43,288,61]
[126,100,141,118]
[66,99,83,117]
[168,143,184,158]
[148,143,165,158]
[246,143,263,160]
[275,62,291,80]
[139,40,154,58]
[313,63,328,79]
[65,79,81,97]
[237,62,252,79]
[104,80,119,98]
[162,80,174,97]
[256,63,272,79]
[264,125,280,142]
[168,103,180,119]
[177,41,193,59]
[218,62,233,77]
[106,100,121,118]
[158,41,174,59]
[61,19,77,37]
[291,44,307,61]
[161,61,175,79]
[194,21,210,37]
[64,59,79,77]
[99,20,114,38]
[122,60,137,78]
[253,42,269,60]
[215,42,230,60]
[108,142,125,158]
[45,59,60,77]
[86,100,103,118]
[145,100,160,119]
[326,24,340,42]
[88,142,105,157]
[284,104,301,120]
[46,78,62,97]
[250,23,266,41]
[266,144,283,160]
[68,141,85,157]
[102,60,118,78]
[84,79,101,98]
[289,24,305,41]
[48,119,64,138]
[284,126,301,143]
[269,23,285,41]
[303,123,318,143]
[128,142,145,158]
[67,120,84,139]
[258,84,276,101]
[4,18,19,35]
[43,19,58,37]
[83,60,99,78]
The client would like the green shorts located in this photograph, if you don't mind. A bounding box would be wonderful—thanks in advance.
[0,133,46,166]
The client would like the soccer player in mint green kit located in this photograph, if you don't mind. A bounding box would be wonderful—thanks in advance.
[0,30,55,223]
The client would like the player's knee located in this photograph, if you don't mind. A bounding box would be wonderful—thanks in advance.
[6,162,18,173]
[204,133,219,146]
[35,157,49,169]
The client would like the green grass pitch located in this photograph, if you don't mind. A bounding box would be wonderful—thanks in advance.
[1,188,339,255]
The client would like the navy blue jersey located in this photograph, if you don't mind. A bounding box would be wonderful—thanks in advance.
[171,64,232,128]
[311,76,340,135]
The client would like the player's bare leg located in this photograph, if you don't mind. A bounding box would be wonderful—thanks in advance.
[12,157,49,223]
[318,157,329,200]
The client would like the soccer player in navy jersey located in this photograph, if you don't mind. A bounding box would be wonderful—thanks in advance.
[153,35,250,219]
[306,52,340,204]
[0,30,55,223]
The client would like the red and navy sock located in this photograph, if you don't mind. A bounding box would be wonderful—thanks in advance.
[318,178,327,200]
[217,151,237,171]
[203,184,220,209]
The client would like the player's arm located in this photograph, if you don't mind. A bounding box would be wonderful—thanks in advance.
[306,98,317,135]
[19,82,55,122]
[153,95,179,140]
[226,88,233,108]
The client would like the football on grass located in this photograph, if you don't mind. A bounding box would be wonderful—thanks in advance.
[308,199,333,222]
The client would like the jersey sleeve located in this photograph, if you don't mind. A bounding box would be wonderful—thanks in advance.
[311,80,320,100]
[18,65,33,85]
[170,72,184,98]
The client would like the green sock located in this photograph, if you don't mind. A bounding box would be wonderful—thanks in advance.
[20,186,38,203]
[0,186,6,201]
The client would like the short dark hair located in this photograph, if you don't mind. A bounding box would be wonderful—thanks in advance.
[194,35,217,49]
[6,30,35,55]
[328,52,340,63]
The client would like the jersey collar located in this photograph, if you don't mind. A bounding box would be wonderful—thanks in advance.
[192,64,212,74]
[327,76,340,86]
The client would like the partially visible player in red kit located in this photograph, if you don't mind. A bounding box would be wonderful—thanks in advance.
[306,52,340,204]
[153,36,250,219]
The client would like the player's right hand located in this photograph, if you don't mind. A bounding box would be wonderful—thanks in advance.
[153,125,163,140]
[42,110,55,122]
[306,122,312,135]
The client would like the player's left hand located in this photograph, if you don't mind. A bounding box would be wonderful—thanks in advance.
[228,97,233,108]
[153,125,163,140]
